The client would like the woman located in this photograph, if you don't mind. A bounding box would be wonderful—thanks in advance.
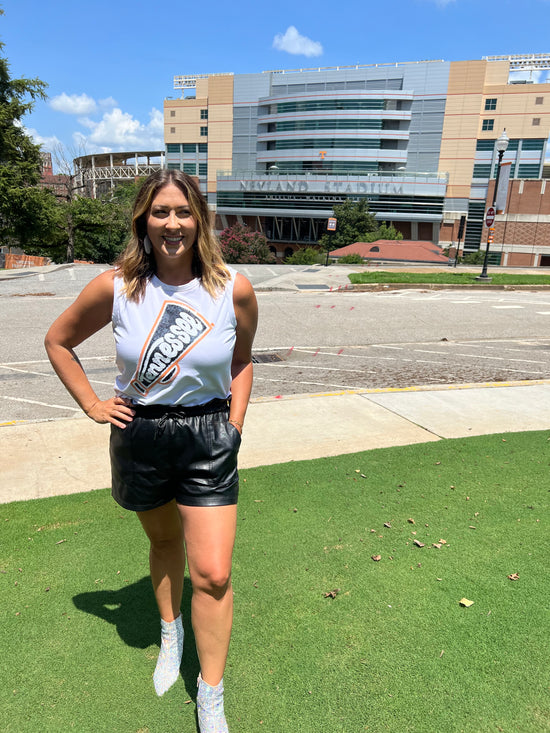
[45,170,258,733]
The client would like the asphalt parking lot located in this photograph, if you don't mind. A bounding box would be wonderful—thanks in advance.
[3,264,550,424]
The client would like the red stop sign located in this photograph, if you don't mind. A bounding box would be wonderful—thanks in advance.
[485,207,495,227]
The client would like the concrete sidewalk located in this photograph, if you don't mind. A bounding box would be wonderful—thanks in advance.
[3,380,550,505]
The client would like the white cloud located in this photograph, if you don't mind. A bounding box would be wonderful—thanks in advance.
[509,69,549,84]
[20,124,62,152]
[50,92,98,115]
[99,96,118,109]
[75,106,164,151]
[272,26,323,57]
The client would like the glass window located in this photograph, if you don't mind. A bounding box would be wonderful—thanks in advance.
[167,163,180,170]
[517,164,541,178]
[198,163,207,176]
[183,163,196,174]
[484,98,497,111]
[522,139,545,150]
[200,109,208,119]
[476,139,495,151]
[276,99,385,113]
[170,110,176,117]
[275,119,383,132]
[200,126,208,136]
[481,119,494,131]
[270,138,381,150]
[532,118,541,126]
[166,143,180,153]
[183,143,196,153]
[198,143,208,153]
[472,164,491,178]
[170,127,176,134]
[535,97,543,105]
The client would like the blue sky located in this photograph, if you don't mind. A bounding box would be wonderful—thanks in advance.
[2,0,550,160]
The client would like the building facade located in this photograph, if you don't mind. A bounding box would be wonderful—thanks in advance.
[164,55,550,264]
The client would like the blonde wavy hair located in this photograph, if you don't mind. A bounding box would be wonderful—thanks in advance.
[115,170,230,301]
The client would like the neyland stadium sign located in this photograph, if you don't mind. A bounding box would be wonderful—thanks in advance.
[239,179,405,195]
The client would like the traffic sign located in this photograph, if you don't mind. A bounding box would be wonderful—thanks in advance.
[327,217,337,231]
[485,206,495,227]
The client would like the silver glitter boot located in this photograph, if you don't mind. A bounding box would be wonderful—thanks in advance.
[197,673,229,733]
[153,615,184,696]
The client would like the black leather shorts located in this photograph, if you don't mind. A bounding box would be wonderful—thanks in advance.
[110,399,241,511]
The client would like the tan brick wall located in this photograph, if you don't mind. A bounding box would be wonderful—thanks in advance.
[439,60,550,198]
[164,97,208,143]
[206,76,234,193]
[163,75,234,193]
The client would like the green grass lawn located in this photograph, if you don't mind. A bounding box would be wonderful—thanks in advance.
[349,271,550,286]
[1,432,549,732]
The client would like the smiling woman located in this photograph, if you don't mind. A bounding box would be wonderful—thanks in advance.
[145,184,198,281]
[44,169,258,733]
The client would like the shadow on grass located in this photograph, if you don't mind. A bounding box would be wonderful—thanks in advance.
[73,576,200,699]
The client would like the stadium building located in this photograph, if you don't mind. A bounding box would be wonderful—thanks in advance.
[74,151,164,199]
[164,54,550,265]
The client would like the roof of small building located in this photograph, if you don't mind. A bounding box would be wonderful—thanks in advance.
[330,240,449,264]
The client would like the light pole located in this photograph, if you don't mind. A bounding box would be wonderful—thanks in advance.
[478,129,509,280]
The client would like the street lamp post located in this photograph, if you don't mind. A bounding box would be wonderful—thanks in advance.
[478,129,509,280]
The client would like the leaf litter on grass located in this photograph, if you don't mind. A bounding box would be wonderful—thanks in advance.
[2,432,549,732]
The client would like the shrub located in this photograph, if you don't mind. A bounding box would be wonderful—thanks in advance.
[218,223,276,264]
[337,253,364,264]
[462,251,485,265]
[364,223,404,243]
[285,247,322,265]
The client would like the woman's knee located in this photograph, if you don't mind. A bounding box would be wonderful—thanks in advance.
[192,567,232,598]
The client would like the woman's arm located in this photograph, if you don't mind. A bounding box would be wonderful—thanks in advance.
[44,269,135,428]
[229,273,258,433]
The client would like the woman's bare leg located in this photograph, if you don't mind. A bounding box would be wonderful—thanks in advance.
[178,504,237,686]
[138,500,186,695]
[137,500,185,621]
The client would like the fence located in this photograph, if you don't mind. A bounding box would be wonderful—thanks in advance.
[2,253,50,269]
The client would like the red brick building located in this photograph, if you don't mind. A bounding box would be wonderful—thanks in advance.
[487,178,550,267]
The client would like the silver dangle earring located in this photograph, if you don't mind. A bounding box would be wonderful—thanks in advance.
[143,235,152,255]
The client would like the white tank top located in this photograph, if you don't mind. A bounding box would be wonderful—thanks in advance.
[112,270,237,406]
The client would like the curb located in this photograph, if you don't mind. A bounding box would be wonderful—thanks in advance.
[350,282,550,291]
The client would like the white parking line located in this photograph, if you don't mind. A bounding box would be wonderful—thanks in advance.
[499,367,546,375]
[371,345,404,350]
[0,395,80,411]
[455,353,547,364]
[0,356,113,366]
[414,349,448,355]
[0,365,56,378]
[257,363,370,374]
[0,365,113,386]
[292,348,397,361]
[254,377,358,390]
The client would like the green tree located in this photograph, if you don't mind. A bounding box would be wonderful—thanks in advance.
[0,12,50,247]
[26,165,142,264]
[285,247,322,265]
[364,222,403,243]
[219,223,275,264]
[318,199,378,251]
